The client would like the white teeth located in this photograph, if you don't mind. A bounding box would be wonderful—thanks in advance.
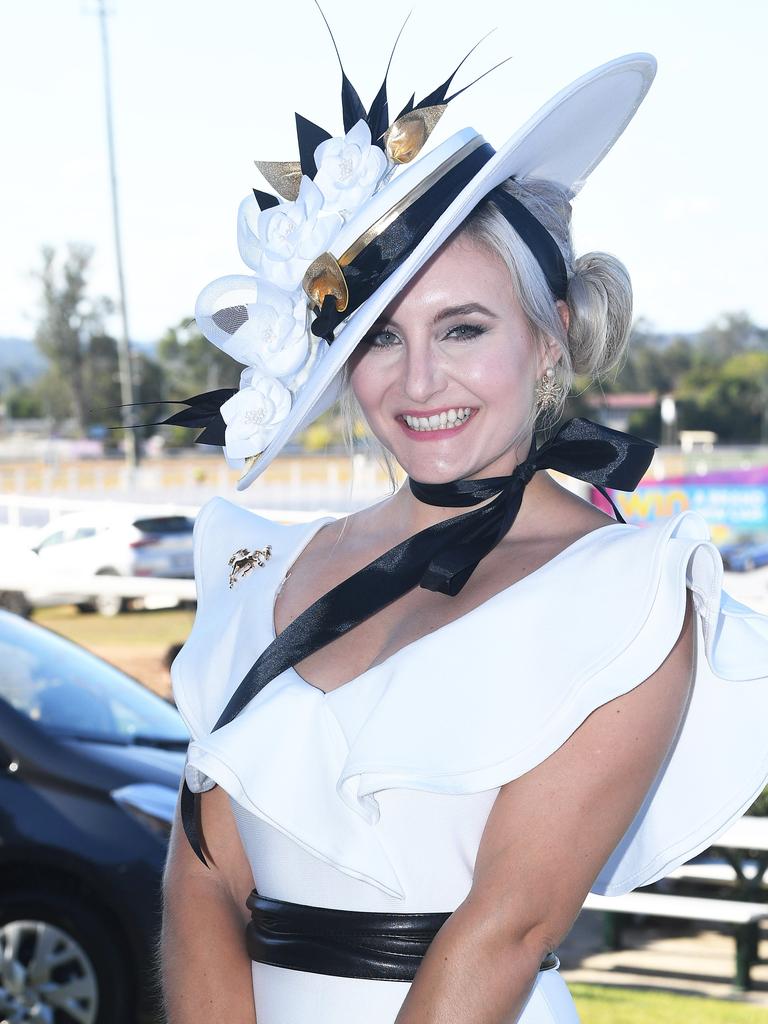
[403,408,472,431]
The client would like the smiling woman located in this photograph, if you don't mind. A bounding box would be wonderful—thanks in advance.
[153,20,768,1024]
[349,235,552,484]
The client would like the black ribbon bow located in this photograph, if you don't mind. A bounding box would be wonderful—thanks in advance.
[181,417,655,864]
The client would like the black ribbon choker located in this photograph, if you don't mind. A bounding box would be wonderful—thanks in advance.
[182,417,656,865]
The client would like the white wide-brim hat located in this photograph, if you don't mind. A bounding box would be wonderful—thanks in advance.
[191,51,656,491]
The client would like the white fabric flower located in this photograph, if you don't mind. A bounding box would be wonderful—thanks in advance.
[195,275,309,380]
[283,333,329,395]
[313,120,389,217]
[237,178,342,291]
[220,374,292,460]
[232,300,308,379]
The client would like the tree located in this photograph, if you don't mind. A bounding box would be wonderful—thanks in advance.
[698,312,768,363]
[677,351,768,442]
[607,321,696,395]
[33,245,112,436]
[72,333,173,450]
[149,320,240,448]
[156,320,240,398]
[5,386,44,419]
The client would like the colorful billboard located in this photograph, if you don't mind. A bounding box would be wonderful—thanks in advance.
[593,468,768,544]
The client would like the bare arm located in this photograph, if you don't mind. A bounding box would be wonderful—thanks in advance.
[161,783,258,1023]
[395,590,696,1024]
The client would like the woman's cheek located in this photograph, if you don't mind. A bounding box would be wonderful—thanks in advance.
[350,372,390,436]
[352,349,401,407]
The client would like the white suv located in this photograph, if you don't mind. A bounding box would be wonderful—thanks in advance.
[1,509,195,617]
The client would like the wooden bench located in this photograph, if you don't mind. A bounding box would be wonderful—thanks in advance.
[583,891,768,990]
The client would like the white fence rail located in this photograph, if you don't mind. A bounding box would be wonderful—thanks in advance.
[0,453,395,513]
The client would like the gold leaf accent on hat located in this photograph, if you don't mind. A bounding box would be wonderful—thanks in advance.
[254,160,303,201]
[383,105,447,164]
[238,452,263,484]
[302,252,349,313]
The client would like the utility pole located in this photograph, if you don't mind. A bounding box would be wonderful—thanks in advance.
[97,0,139,476]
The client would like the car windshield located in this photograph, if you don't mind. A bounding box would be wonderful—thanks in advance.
[0,613,189,745]
[133,516,194,534]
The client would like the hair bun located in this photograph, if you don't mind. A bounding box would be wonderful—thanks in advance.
[566,252,633,378]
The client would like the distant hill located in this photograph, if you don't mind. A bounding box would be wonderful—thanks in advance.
[0,337,47,388]
[0,336,158,393]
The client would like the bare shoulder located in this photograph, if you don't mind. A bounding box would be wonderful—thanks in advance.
[299,497,400,565]
[276,499,400,617]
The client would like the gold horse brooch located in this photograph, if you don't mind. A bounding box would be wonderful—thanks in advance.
[228,545,272,588]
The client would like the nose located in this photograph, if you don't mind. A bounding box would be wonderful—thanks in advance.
[401,339,447,405]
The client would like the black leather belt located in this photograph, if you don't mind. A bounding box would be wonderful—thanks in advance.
[246,890,560,982]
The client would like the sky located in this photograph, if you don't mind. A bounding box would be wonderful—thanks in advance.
[3,0,767,345]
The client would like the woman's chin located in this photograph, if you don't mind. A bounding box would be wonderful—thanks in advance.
[395,444,523,484]
[396,449,481,484]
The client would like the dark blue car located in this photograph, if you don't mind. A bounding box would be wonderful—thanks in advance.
[0,610,187,1023]
[719,538,768,572]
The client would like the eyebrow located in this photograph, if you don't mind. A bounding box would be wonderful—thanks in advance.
[367,302,499,335]
[432,303,499,323]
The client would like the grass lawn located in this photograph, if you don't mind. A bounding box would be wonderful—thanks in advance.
[570,983,768,1022]
[32,605,195,697]
[32,604,194,646]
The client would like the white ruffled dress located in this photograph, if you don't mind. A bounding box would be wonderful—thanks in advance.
[172,496,768,1024]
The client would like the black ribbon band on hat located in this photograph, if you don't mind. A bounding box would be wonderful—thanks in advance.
[485,185,568,300]
[246,890,559,980]
[181,417,656,866]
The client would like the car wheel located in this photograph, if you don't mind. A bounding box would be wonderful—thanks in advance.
[93,569,126,618]
[0,591,32,618]
[75,601,97,614]
[0,889,133,1024]
[744,558,756,572]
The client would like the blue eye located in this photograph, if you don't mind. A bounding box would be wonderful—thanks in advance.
[445,323,487,340]
[363,328,400,349]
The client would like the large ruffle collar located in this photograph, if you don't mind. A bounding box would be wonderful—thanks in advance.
[172,497,768,899]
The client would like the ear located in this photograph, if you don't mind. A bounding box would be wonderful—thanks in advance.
[536,305,568,376]
[556,299,570,336]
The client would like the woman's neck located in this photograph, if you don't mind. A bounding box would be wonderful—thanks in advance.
[383,469,561,543]
[396,434,536,531]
